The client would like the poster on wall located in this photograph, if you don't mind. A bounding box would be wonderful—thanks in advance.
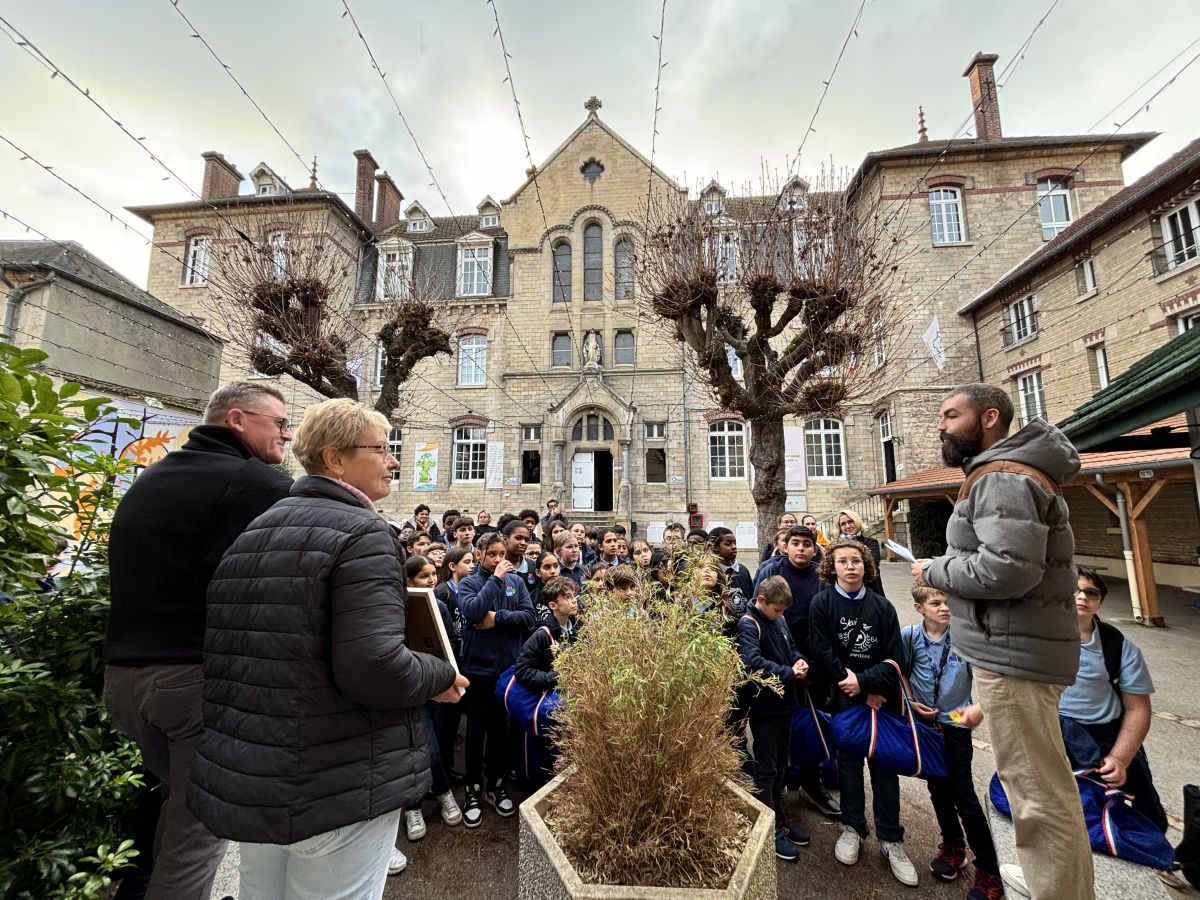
[413,442,439,491]
[645,521,667,544]
[735,521,758,547]
[486,441,505,489]
[784,426,807,491]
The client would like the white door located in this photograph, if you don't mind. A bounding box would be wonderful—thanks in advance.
[572,452,594,511]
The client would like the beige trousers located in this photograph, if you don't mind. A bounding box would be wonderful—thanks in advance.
[974,667,1095,900]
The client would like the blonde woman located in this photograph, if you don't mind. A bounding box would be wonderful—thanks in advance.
[835,509,885,597]
[189,399,467,899]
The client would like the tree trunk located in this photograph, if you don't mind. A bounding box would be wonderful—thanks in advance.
[748,413,787,556]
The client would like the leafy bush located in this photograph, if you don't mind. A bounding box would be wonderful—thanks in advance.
[0,342,142,898]
[548,554,751,889]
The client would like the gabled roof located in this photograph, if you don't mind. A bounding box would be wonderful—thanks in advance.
[960,136,1200,314]
[381,215,505,244]
[1058,323,1200,451]
[846,132,1158,200]
[0,240,212,337]
[476,195,501,213]
[504,110,684,204]
[404,200,431,218]
[700,179,727,197]
[868,446,1192,497]
[248,162,291,192]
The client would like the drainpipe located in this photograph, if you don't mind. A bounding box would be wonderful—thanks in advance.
[0,271,55,339]
[1095,474,1142,621]
[971,312,985,381]
[681,343,692,508]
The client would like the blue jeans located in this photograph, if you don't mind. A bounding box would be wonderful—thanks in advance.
[835,697,903,842]
[237,809,402,900]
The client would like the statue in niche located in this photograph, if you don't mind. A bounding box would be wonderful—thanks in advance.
[582,331,602,368]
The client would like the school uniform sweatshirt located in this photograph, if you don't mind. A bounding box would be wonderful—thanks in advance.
[807,584,903,698]
[458,567,536,677]
[514,617,577,692]
[752,555,822,633]
[736,604,803,718]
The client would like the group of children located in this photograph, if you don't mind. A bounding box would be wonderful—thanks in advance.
[388,508,1164,900]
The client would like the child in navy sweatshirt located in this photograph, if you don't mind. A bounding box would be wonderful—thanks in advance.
[458,531,536,828]
[808,539,916,888]
[736,575,811,861]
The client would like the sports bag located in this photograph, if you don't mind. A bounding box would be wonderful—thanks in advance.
[790,688,835,767]
[495,628,560,736]
[989,771,1175,869]
[830,658,948,780]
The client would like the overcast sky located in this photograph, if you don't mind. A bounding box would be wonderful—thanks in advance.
[1,0,1198,288]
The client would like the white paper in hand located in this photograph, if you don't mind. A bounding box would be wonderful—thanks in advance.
[884,539,917,563]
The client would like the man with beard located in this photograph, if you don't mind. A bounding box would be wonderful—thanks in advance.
[911,384,1092,900]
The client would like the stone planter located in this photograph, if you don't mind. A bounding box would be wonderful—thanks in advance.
[517,772,776,900]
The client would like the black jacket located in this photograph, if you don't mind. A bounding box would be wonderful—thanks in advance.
[188,476,457,844]
[514,618,576,692]
[105,426,292,666]
[736,605,804,718]
[846,532,887,598]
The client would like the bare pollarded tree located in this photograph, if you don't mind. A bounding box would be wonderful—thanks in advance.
[198,201,457,419]
[636,174,914,539]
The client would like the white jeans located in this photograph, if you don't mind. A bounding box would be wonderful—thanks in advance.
[236,810,402,900]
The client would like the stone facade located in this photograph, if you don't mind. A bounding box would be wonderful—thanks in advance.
[122,55,1170,545]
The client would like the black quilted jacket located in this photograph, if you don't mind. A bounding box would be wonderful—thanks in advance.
[187,476,457,844]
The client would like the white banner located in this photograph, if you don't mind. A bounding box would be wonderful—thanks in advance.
[485,441,505,489]
[784,425,807,491]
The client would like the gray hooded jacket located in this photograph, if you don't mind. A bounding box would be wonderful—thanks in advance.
[925,418,1082,685]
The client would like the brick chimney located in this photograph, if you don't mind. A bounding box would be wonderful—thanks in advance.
[963,52,1002,141]
[200,151,244,200]
[353,149,378,223]
[374,172,403,229]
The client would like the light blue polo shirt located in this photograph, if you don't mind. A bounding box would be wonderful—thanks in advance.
[901,624,973,726]
[1059,626,1154,725]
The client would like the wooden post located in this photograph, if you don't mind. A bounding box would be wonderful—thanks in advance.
[1118,480,1165,627]
[883,497,896,560]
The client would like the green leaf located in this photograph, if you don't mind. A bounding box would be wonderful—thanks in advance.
[0,371,20,404]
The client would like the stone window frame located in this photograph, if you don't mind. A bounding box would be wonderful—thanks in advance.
[182,231,213,286]
[1015,370,1048,425]
[452,425,487,482]
[708,419,748,480]
[804,418,845,480]
[457,334,488,386]
[376,239,414,301]
[613,329,636,366]
[552,239,572,303]
[1035,171,1074,240]
[457,240,493,298]
[551,332,572,368]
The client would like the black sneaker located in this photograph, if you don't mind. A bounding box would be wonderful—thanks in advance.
[775,827,799,861]
[779,818,811,847]
[462,783,483,828]
[485,779,516,817]
[797,784,841,818]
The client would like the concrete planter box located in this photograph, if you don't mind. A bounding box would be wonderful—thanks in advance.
[517,772,777,900]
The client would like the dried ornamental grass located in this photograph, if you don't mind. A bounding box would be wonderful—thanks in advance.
[547,562,754,889]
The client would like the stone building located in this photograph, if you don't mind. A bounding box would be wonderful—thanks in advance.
[122,53,1167,547]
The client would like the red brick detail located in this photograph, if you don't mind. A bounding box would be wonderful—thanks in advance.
[182,226,216,240]
[200,151,243,201]
[926,174,969,189]
[703,410,746,423]
[1082,327,1106,347]
[1006,354,1042,377]
[374,172,403,229]
[1032,166,1075,182]
[1160,288,1200,317]
[449,414,489,428]
[457,326,489,337]
[353,149,378,223]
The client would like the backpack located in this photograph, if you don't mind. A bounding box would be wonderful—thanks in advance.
[1094,615,1125,693]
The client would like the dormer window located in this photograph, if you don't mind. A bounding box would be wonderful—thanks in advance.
[480,214,499,228]
[407,219,431,233]
[703,199,722,216]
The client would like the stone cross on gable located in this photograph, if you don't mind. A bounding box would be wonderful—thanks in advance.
[584,96,602,113]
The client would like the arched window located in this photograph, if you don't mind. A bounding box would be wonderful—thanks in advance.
[708,420,746,479]
[552,241,572,302]
[583,223,603,301]
[571,412,614,442]
[929,188,964,244]
[614,237,635,300]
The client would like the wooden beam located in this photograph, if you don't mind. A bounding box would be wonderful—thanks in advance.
[1083,483,1119,517]
[1131,478,1168,521]
[883,497,896,560]
[1118,481,1165,626]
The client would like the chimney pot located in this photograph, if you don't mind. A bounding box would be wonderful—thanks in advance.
[963,52,1002,141]
[200,151,244,200]
[353,149,379,224]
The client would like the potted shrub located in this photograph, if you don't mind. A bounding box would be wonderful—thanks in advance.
[517,560,776,899]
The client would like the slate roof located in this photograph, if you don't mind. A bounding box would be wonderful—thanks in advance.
[869,445,1193,497]
[380,215,505,245]
[1058,323,1200,450]
[961,136,1200,313]
[846,132,1158,200]
[0,240,210,336]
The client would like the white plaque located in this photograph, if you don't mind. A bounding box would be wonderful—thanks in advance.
[784,425,807,491]
[485,441,504,489]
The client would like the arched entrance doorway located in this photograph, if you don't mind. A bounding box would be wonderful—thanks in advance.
[569,410,615,512]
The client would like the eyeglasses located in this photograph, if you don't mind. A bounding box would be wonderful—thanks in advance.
[1074,587,1102,599]
[241,410,292,434]
[351,444,397,458]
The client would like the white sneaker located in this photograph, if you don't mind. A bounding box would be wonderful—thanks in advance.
[880,841,919,887]
[438,789,462,826]
[404,807,426,842]
[1000,863,1032,898]
[387,847,407,875]
[834,825,861,866]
